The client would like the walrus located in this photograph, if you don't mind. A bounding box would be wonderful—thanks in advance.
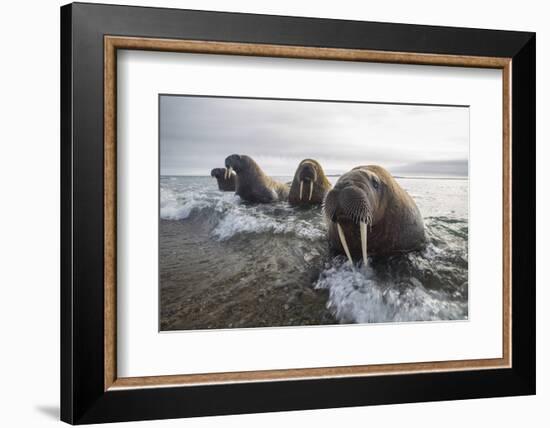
[288,159,332,206]
[224,154,289,203]
[323,165,425,264]
[210,168,236,191]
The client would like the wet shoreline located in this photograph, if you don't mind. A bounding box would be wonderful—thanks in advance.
[160,218,336,331]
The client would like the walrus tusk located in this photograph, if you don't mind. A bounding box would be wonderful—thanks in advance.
[360,221,368,266]
[308,181,313,201]
[225,167,233,180]
[299,180,304,200]
[224,168,228,180]
[337,223,353,266]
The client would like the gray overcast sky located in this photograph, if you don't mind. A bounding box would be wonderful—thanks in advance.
[160,95,469,177]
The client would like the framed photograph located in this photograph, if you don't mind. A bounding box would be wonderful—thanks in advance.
[60,2,535,424]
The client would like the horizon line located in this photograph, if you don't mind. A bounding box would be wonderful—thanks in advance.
[161,174,468,180]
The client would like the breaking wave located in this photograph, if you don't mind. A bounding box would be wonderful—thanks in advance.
[160,177,325,241]
[160,187,212,220]
[212,210,324,241]
[315,214,468,323]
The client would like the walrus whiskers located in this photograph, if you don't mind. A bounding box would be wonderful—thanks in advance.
[336,223,353,266]
[360,221,368,266]
[299,180,304,200]
[308,181,313,201]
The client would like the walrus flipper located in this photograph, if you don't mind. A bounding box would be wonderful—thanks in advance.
[274,182,290,201]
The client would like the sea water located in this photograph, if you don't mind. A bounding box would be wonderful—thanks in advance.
[159,175,468,330]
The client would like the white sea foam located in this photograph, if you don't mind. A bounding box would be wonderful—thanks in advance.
[160,185,241,219]
[160,182,325,240]
[160,187,210,220]
[315,261,467,323]
[212,209,324,241]
[212,195,326,241]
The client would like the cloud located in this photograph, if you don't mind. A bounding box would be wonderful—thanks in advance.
[160,95,469,177]
[390,159,468,177]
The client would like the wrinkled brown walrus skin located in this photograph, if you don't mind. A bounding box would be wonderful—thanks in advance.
[210,168,236,191]
[224,154,289,203]
[288,159,332,206]
[323,165,425,260]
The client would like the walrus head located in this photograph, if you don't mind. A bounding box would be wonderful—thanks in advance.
[296,160,318,201]
[224,154,245,179]
[225,154,264,179]
[288,159,332,206]
[323,167,385,266]
[224,154,249,179]
[210,168,226,179]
